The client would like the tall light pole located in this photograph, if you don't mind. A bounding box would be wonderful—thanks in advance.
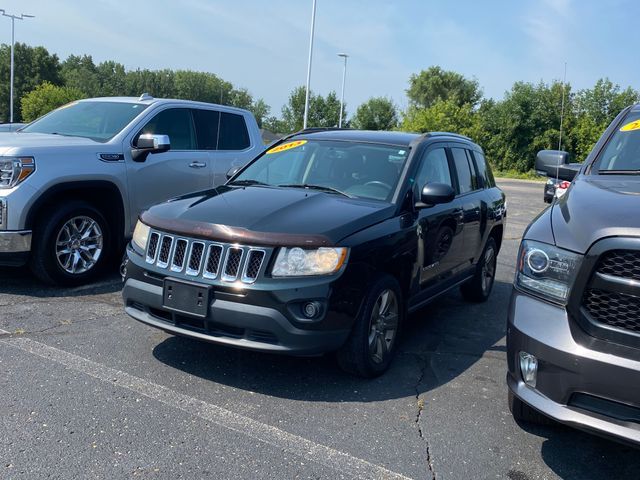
[337,53,348,128]
[0,10,35,123]
[302,0,317,130]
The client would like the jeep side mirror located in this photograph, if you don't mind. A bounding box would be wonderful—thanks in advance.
[535,150,569,177]
[416,183,455,209]
[132,134,171,162]
[226,165,242,180]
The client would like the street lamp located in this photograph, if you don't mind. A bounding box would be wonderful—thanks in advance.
[0,10,35,123]
[302,0,317,130]
[337,53,348,128]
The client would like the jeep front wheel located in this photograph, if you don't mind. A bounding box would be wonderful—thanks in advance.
[30,201,111,286]
[337,275,403,378]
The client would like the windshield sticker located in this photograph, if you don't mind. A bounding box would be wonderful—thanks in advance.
[267,140,307,154]
[620,120,640,132]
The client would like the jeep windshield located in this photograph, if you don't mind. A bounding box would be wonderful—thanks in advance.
[230,139,410,202]
[594,111,640,174]
[20,101,148,142]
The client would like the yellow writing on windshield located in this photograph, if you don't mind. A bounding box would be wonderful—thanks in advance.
[267,140,307,154]
[620,120,640,132]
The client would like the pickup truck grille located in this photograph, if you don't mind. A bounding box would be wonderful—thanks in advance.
[145,230,267,284]
[582,249,640,335]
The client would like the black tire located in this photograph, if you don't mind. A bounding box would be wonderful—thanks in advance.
[29,201,112,286]
[461,236,497,302]
[336,274,403,378]
[508,390,555,426]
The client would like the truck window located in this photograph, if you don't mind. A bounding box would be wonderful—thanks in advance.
[139,108,196,150]
[218,112,250,151]
[192,109,220,150]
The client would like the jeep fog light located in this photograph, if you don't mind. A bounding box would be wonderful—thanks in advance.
[519,351,538,388]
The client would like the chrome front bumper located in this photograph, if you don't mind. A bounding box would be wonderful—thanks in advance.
[0,230,32,253]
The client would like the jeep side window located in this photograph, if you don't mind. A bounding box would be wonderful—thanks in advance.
[139,108,196,150]
[414,147,452,200]
[472,151,495,188]
[192,109,220,150]
[451,147,476,194]
[218,112,250,150]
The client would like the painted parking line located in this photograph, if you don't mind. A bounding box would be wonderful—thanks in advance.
[0,329,413,480]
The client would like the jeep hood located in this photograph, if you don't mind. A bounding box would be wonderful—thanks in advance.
[551,175,640,253]
[141,185,395,247]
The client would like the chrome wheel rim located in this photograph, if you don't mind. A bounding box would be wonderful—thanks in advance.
[55,216,103,274]
[368,289,399,364]
[481,246,496,295]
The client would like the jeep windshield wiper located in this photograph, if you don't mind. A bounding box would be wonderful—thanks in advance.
[277,183,352,198]
[229,179,269,186]
[598,169,640,175]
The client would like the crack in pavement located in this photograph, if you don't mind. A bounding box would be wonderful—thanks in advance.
[411,353,437,480]
[0,312,122,338]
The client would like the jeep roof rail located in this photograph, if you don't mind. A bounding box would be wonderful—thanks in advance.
[427,131,473,141]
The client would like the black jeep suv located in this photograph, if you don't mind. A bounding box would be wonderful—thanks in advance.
[508,105,640,445]
[123,129,505,377]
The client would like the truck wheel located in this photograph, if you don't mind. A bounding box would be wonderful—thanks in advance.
[461,237,497,302]
[30,201,111,286]
[508,390,555,426]
[337,274,403,378]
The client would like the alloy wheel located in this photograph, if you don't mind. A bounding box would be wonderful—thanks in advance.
[367,289,399,364]
[55,216,104,274]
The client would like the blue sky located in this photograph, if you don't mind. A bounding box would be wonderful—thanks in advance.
[3,0,638,118]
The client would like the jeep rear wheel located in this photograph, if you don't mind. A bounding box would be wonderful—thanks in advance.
[30,201,111,286]
[461,237,497,302]
[337,275,403,378]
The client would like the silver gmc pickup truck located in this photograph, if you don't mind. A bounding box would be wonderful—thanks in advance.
[0,94,263,285]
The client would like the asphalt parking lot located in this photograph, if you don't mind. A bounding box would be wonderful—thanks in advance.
[1,179,639,479]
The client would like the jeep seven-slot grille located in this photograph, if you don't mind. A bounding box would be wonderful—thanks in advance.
[583,249,640,335]
[145,231,266,284]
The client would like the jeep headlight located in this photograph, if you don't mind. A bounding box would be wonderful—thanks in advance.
[515,240,583,304]
[0,156,35,188]
[131,220,151,253]
[272,247,348,277]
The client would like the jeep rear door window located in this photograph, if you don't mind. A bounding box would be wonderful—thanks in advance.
[21,101,147,142]
[594,111,640,173]
[192,109,220,150]
[139,108,196,150]
[451,147,476,194]
[218,112,250,150]
[472,151,495,188]
[414,147,452,200]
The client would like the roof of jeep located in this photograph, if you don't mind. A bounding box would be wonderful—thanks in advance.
[293,129,475,147]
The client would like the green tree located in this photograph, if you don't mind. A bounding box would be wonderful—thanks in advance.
[476,80,574,172]
[61,54,99,97]
[402,98,480,139]
[21,81,85,122]
[0,43,62,122]
[280,86,345,133]
[248,98,270,128]
[351,97,398,130]
[124,69,176,98]
[95,60,127,96]
[575,78,639,126]
[407,66,482,109]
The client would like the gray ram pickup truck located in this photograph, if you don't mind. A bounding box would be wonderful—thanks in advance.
[0,95,263,285]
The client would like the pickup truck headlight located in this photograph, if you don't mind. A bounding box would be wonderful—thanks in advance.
[272,247,348,277]
[131,220,151,253]
[0,156,35,188]
[515,240,583,305]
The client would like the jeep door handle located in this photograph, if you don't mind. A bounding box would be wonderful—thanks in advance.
[189,161,207,169]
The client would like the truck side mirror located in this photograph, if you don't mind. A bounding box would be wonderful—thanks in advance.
[132,134,171,162]
[535,150,569,177]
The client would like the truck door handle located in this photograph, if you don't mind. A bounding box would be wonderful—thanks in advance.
[453,208,464,220]
[189,161,207,169]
